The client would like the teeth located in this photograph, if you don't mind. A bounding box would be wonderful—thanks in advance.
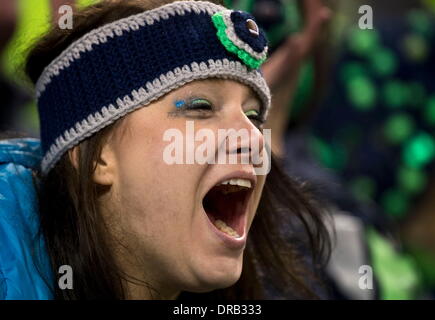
[213,219,241,238]
[219,178,252,188]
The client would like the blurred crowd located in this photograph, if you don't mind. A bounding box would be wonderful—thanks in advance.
[1,0,435,299]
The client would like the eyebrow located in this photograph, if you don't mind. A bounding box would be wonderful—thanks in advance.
[199,82,261,108]
[243,94,262,107]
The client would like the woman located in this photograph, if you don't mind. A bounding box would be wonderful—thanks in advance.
[0,0,329,299]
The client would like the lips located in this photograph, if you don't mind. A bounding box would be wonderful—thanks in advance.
[202,172,255,244]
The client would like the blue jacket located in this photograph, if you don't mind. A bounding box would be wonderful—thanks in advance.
[0,138,54,299]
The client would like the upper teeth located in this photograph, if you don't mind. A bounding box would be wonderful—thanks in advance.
[218,178,252,188]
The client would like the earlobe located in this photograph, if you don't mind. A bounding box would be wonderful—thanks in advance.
[93,143,116,186]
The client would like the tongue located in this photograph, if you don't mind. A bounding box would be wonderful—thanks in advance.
[213,219,241,238]
[203,186,247,238]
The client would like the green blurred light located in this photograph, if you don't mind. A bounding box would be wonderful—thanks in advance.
[398,166,427,195]
[424,96,435,126]
[309,137,347,171]
[381,189,409,218]
[340,62,366,83]
[422,0,435,13]
[348,28,380,56]
[291,60,315,119]
[408,82,427,108]
[1,0,51,84]
[406,245,435,287]
[370,48,398,77]
[383,113,415,145]
[351,176,376,203]
[367,228,421,299]
[17,102,39,135]
[383,81,410,108]
[403,132,435,169]
[309,136,335,169]
[77,0,99,8]
[402,33,429,62]
[347,76,377,111]
[407,9,433,37]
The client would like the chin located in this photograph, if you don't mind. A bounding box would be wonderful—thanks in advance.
[185,257,244,293]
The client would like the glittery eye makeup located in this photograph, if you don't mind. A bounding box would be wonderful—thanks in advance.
[244,109,259,117]
[173,98,213,110]
[188,98,213,110]
[169,97,215,118]
[244,108,265,127]
[170,96,265,126]
[175,100,186,108]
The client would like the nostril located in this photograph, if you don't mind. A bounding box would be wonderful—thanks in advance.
[236,147,251,154]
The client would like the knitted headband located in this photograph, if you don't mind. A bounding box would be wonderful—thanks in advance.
[35,0,271,174]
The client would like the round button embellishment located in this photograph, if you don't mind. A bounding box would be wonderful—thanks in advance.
[212,10,268,69]
[246,19,259,37]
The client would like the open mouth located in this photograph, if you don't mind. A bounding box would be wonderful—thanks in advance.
[202,178,253,238]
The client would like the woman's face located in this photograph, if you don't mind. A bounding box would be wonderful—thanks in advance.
[96,79,268,298]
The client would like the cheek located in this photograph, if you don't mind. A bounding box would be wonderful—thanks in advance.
[248,175,266,225]
[254,176,266,204]
[110,118,203,241]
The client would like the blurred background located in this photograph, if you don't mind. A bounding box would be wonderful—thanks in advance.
[1,0,434,299]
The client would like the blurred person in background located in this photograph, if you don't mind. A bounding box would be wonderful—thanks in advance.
[226,0,337,299]
[0,0,31,132]
[308,0,435,298]
[0,0,98,135]
[233,0,434,299]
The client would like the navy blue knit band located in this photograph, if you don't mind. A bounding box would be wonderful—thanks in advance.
[36,1,270,174]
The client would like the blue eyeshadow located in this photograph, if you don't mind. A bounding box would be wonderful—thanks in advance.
[175,100,186,108]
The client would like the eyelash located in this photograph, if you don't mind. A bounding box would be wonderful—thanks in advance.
[185,98,213,111]
[244,109,265,126]
[176,98,265,125]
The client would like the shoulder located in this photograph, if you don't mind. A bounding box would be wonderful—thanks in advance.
[0,138,54,300]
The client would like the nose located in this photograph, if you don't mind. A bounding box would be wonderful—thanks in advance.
[217,109,266,167]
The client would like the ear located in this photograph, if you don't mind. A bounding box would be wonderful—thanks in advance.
[68,146,80,171]
[92,141,117,186]
[68,143,117,186]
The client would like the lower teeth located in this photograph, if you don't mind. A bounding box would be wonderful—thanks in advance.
[213,219,240,238]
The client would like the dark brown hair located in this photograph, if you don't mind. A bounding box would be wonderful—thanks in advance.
[27,0,330,300]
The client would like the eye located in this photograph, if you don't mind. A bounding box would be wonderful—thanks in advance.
[245,109,259,117]
[170,98,214,119]
[186,98,213,111]
[244,109,265,126]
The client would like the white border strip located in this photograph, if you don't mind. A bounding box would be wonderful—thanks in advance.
[35,1,226,97]
[41,59,271,174]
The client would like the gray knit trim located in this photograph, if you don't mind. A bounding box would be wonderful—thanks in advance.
[35,1,226,98]
[40,59,271,174]
[221,10,268,61]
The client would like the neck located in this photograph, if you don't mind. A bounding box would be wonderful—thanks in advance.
[114,245,181,300]
[100,197,181,300]
[124,280,180,300]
